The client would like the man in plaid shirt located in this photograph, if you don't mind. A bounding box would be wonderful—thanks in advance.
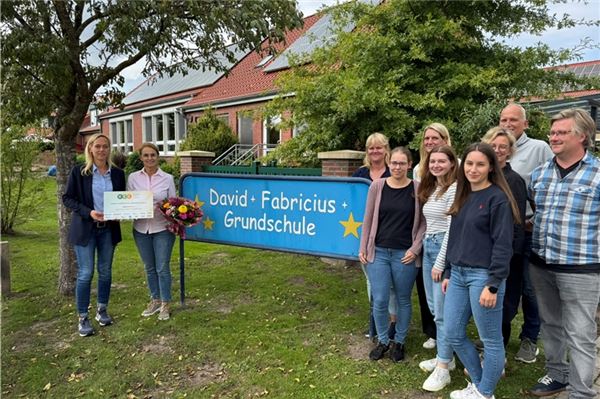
[527,108,600,398]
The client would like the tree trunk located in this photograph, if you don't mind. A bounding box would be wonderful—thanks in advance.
[56,129,77,296]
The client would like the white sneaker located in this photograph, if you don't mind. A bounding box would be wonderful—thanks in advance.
[422,337,436,349]
[422,366,451,392]
[419,357,456,372]
[450,382,495,399]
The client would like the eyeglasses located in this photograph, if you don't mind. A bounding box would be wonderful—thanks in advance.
[547,130,573,139]
[390,161,408,168]
[491,144,510,151]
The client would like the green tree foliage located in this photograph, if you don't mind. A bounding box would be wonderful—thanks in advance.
[124,151,144,176]
[1,0,303,295]
[1,126,43,234]
[452,100,551,156]
[181,108,238,156]
[267,0,598,165]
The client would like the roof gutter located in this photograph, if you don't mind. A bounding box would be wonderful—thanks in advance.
[99,95,194,120]
[182,92,296,112]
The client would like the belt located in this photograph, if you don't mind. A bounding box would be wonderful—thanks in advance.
[95,221,107,229]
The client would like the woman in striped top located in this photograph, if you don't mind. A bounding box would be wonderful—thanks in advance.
[416,145,459,392]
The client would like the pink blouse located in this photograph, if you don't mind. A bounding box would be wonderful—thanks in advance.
[127,168,176,234]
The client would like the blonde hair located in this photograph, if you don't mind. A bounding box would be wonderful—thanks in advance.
[482,126,517,159]
[418,123,451,179]
[82,133,113,176]
[551,108,595,149]
[363,132,391,168]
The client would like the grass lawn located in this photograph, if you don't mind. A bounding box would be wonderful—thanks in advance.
[1,177,546,398]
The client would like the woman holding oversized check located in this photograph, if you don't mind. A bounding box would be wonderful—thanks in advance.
[63,133,126,337]
[127,143,176,321]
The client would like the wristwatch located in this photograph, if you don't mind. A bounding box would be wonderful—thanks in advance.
[488,286,498,294]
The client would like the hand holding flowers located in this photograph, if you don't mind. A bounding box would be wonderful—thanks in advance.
[158,197,203,239]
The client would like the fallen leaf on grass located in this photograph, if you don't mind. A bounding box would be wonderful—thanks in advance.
[43,383,51,391]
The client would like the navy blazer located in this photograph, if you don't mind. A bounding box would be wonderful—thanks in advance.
[62,165,126,246]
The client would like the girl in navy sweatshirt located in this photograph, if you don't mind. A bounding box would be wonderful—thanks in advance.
[442,143,520,399]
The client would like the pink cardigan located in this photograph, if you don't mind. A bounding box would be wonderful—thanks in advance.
[359,178,426,265]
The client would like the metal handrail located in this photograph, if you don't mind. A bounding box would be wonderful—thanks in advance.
[213,143,278,166]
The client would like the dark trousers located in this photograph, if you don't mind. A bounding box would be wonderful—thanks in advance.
[520,233,541,342]
[416,266,436,339]
[502,254,524,347]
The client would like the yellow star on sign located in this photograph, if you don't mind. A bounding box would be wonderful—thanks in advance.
[194,194,205,208]
[203,216,214,230]
[339,212,362,238]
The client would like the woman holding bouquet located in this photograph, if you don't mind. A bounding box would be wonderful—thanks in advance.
[127,143,176,321]
[63,133,126,337]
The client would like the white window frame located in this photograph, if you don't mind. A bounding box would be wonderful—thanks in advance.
[141,107,185,156]
[263,115,282,145]
[237,112,254,145]
[108,115,133,154]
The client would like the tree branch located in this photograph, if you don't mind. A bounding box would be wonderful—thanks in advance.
[74,0,84,30]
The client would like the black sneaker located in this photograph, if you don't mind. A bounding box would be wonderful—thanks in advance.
[528,375,568,397]
[95,307,113,326]
[369,342,389,360]
[78,316,94,337]
[390,342,405,362]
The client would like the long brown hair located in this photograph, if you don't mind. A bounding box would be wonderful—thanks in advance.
[417,145,458,204]
[448,143,521,224]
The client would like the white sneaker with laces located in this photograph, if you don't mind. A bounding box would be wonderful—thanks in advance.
[419,357,456,372]
[422,337,436,349]
[450,382,495,399]
[422,366,451,392]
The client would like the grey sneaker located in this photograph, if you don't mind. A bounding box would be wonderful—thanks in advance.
[95,307,113,326]
[78,316,94,337]
[141,300,161,317]
[158,303,170,321]
[515,338,539,363]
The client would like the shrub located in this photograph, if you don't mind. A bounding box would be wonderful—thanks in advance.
[1,125,43,234]
[159,158,181,189]
[124,151,143,176]
[75,153,86,165]
[180,108,237,157]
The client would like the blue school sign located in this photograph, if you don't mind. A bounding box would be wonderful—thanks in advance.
[180,173,371,260]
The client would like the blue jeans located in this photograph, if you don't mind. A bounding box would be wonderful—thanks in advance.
[133,229,175,302]
[422,233,452,363]
[366,247,417,345]
[444,265,506,397]
[530,265,600,399]
[74,227,115,316]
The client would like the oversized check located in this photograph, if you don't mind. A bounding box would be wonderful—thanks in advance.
[104,191,154,220]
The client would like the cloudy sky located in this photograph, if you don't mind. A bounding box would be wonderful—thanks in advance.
[118,0,600,93]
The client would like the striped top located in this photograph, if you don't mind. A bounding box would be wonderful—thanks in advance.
[529,151,600,270]
[422,182,456,271]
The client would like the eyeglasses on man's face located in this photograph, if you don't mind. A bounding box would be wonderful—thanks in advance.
[547,130,573,139]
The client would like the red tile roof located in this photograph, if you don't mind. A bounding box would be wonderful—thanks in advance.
[184,13,321,107]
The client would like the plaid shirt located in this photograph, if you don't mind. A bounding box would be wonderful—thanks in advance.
[529,151,600,266]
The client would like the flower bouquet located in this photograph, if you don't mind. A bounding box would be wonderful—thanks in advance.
[158,197,203,239]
